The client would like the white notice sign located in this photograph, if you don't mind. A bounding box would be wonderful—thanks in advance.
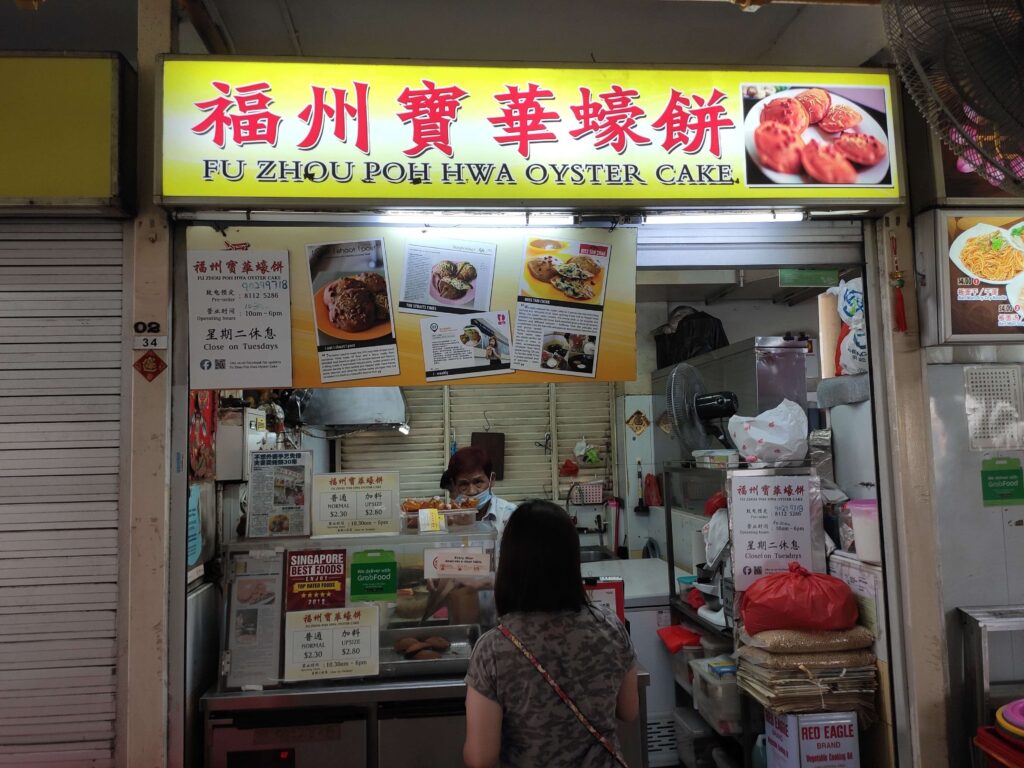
[283,605,379,681]
[730,473,815,591]
[187,250,292,388]
[313,472,400,536]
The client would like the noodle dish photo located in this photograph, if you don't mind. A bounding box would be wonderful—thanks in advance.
[950,223,1024,285]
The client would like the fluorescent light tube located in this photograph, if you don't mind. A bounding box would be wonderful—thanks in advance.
[645,210,804,224]
[381,211,527,226]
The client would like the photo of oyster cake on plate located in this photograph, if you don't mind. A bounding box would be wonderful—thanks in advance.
[742,83,894,187]
[306,238,400,383]
[398,236,496,316]
[512,236,609,378]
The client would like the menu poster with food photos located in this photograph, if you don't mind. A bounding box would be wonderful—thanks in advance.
[399,236,496,315]
[227,551,284,688]
[187,250,292,389]
[306,238,400,383]
[512,237,607,378]
[248,450,312,538]
[285,549,346,611]
[945,213,1024,339]
[420,310,512,381]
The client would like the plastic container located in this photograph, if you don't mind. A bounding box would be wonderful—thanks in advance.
[690,657,742,736]
[673,707,715,768]
[846,499,881,564]
[692,449,740,468]
[672,641,704,693]
[700,634,733,657]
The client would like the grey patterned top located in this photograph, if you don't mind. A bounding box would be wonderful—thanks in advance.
[465,604,638,768]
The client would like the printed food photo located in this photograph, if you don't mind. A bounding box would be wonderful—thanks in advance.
[522,239,606,304]
[429,259,479,306]
[743,84,892,186]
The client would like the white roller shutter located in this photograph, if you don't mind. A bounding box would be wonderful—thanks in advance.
[554,382,614,500]
[336,383,616,507]
[335,387,446,499]
[449,384,553,503]
[0,221,123,768]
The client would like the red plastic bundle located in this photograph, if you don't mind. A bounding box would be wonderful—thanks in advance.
[740,562,858,636]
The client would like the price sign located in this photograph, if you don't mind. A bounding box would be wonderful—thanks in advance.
[313,472,399,535]
[283,605,379,681]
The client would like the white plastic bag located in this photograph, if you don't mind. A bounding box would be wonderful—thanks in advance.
[728,399,809,463]
[828,278,869,375]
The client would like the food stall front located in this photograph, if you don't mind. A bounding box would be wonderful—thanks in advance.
[158,56,907,768]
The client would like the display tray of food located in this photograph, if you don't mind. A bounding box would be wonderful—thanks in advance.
[378,623,481,678]
[400,497,479,531]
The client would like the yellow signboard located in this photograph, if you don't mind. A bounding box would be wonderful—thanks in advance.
[161,58,901,205]
[0,55,122,208]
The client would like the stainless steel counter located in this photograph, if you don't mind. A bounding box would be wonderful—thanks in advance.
[202,670,651,768]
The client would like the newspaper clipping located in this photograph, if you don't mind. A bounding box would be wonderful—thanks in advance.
[248,450,312,538]
[399,236,496,315]
[226,552,283,688]
[420,310,512,381]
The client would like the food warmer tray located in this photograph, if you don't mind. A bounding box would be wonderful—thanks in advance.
[378,623,480,678]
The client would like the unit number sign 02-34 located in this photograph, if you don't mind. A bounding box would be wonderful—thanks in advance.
[133,321,168,350]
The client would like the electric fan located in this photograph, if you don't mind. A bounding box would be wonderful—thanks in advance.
[665,363,738,458]
[883,0,1024,195]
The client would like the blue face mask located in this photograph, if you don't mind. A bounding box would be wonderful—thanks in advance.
[458,487,492,508]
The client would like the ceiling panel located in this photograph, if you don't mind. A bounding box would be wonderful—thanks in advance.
[0,0,137,65]
[210,0,883,67]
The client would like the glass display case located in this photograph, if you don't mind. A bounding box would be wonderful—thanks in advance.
[218,522,497,691]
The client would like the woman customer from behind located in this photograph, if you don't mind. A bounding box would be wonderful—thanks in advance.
[463,500,639,768]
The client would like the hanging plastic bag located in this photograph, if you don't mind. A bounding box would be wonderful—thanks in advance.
[828,278,868,376]
[728,399,808,463]
[739,562,858,635]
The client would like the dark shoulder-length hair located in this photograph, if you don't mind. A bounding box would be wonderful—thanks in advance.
[495,500,587,615]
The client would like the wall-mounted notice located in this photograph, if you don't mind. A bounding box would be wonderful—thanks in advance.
[306,238,400,383]
[187,250,292,388]
[312,472,400,536]
[399,236,496,315]
[283,605,380,681]
[286,549,347,611]
[512,237,608,378]
[248,450,312,538]
[226,551,283,688]
[730,474,815,591]
[420,310,512,381]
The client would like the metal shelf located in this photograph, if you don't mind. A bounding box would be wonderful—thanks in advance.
[670,596,733,640]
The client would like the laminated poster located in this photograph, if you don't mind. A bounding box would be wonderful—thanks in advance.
[420,310,512,381]
[283,605,380,681]
[186,250,292,389]
[227,552,283,689]
[306,238,400,383]
[512,236,608,378]
[399,236,496,315]
[248,450,312,538]
[730,474,815,591]
[285,549,347,611]
[312,472,400,536]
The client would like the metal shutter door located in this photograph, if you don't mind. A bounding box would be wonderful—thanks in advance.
[0,221,123,768]
[449,384,553,503]
[336,387,447,500]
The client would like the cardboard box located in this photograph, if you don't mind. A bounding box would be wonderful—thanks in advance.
[828,551,888,662]
[766,711,860,768]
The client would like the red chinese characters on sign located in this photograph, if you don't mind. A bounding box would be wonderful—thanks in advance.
[397,80,469,158]
[651,88,735,158]
[489,83,560,159]
[193,82,283,148]
[298,83,370,153]
[569,85,651,153]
